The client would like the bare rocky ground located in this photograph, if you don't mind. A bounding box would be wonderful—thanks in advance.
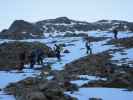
[3,35,133,100]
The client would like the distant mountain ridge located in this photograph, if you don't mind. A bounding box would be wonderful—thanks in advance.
[36,17,133,32]
[0,17,133,39]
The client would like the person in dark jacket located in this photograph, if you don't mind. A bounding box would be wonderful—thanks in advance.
[19,51,26,70]
[113,29,118,39]
[54,44,61,61]
[29,51,36,68]
[85,40,92,54]
[36,48,44,65]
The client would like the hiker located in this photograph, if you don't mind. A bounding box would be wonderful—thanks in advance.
[113,29,118,39]
[54,44,61,61]
[19,51,26,70]
[85,40,92,54]
[36,48,44,65]
[29,50,36,68]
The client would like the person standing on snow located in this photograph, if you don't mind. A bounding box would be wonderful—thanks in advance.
[85,40,92,54]
[54,44,61,61]
[113,29,118,39]
[36,48,44,65]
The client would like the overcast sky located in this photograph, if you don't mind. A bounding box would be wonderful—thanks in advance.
[0,0,132,31]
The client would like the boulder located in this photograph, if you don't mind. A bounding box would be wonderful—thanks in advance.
[63,49,70,53]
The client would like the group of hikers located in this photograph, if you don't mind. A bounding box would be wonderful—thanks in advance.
[18,44,62,70]
[19,48,44,70]
[18,29,118,70]
[84,29,119,54]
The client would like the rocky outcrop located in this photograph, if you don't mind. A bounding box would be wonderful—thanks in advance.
[107,37,133,48]
[64,52,113,76]
[36,17,133,33]
[0,42,55,70]
[5,77,77,100]
[0,20,43,39]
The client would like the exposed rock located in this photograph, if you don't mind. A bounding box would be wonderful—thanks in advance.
[26,91,47,100]
[83,36,108,42]
[5,78,77,100]
[107,37,133,48]
[64,49,70,53]
[64,52,113,76]
[89,97,102,100]
[0,42,55,70]
[62,81,79,92]
[0,20,43,39]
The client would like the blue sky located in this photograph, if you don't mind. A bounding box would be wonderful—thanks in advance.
[0,0,132,31]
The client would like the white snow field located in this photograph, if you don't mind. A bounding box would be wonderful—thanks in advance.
[65,88,133,100]
[0,31,133,100]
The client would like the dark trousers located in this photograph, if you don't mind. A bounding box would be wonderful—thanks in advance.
[19,61,24,70]
[37,57,43,65]
[86,46,92,54]
[30,60,35,68]
[56,53,61,61]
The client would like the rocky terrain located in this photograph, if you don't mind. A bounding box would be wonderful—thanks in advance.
[1,17,133,39]
[107,36,133,48]
[5,77,77,100]
[5,50,133,100]
[0,18,133,100]
[0,42,55,70]
[2,31,133,100]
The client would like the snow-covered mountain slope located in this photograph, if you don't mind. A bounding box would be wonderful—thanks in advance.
[1,17,133,39]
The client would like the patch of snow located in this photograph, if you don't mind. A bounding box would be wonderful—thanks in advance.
[0,91,15,100]
[71,75,107,86]
[79,75,107,81]
[0,70,39,89]
[46,76,54,80]
[71,80,89,87]
[65,87,133,100]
